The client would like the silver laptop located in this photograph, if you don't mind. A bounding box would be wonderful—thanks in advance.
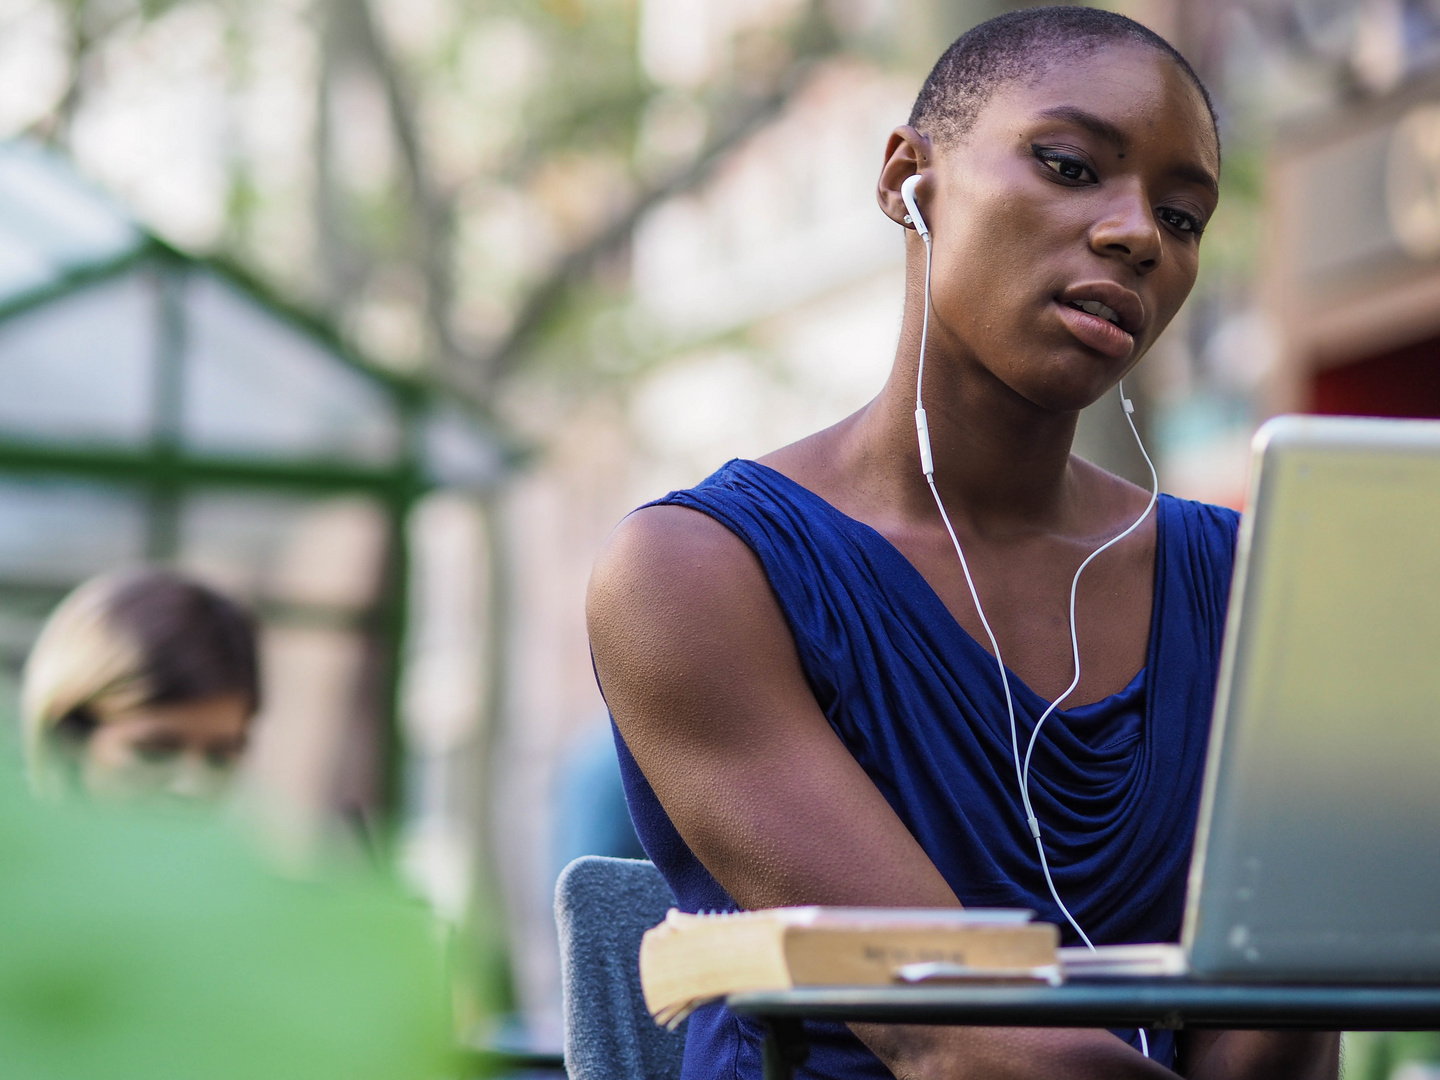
[1182,413,1440,981]
[1071,414,1440,983]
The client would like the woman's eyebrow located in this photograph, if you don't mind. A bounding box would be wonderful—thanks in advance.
[1168,161,1220,197]
[1034,104,1129,152]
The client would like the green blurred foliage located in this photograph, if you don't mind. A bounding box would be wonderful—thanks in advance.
[0,766,450,1080]
[1347,1032,1440,1080]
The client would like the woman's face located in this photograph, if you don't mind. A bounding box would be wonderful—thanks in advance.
[915,43,1219,412]
[81,694,251,803]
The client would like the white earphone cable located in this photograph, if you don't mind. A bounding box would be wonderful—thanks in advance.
[914,232,1026,896]
[910,218,1159,970]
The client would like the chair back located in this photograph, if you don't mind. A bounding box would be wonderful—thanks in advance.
[555,856,687,1080]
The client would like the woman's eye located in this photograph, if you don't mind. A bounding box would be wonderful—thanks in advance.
[1158,206,1204,235]
[205,744,244,769]
[133,739,182,763]
[1035,148,1097,184]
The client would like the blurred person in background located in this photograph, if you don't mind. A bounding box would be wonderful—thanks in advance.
[21,567,258,802]
[4,572,459,1079]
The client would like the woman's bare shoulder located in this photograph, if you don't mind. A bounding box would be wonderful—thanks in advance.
[586,503,782,682]
[589,503,760,606]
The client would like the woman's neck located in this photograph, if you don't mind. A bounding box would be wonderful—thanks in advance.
[837,316,1085,536]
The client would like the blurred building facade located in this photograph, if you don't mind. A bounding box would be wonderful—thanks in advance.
[1266,69,1440,420]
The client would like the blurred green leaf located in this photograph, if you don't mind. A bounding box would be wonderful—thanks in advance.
[0,769,450,1080]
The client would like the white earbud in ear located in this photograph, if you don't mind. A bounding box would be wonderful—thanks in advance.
[901,174,929,239]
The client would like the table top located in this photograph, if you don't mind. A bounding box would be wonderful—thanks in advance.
[726,981,1440,1030]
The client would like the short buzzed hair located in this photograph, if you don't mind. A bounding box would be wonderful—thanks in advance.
[909,6,1218,148]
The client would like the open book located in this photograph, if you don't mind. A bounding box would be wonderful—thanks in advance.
[639,907,1060,1027]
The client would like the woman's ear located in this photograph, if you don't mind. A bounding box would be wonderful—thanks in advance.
[877,125,932,229]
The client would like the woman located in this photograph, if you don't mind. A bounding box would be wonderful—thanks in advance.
[22,567,258,802]
[588,8,1337,1080]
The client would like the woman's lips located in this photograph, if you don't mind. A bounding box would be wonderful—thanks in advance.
[1054,300,1135,360]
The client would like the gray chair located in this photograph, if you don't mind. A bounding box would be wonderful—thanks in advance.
[555,856,688,1080]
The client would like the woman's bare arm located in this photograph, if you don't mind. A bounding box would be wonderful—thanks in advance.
[588,503,1172,1079]
[1177,1031,1338,1080]
[589,504,956,908]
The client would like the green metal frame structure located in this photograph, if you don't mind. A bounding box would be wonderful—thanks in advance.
[0,232,510,817]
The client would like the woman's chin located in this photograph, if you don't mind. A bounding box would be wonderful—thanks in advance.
[1007,366,1124,416]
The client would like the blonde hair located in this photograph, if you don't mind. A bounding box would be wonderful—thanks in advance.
[21,568,259,796]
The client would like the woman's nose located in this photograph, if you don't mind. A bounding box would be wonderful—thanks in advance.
[1090,188,1162,274]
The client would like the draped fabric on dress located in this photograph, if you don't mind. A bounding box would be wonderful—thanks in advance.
[608,459,1240,1080]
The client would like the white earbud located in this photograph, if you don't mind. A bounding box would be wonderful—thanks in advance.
[906,172,936,480]
[901,173,929,238]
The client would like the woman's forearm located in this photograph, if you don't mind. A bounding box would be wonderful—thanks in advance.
[852,1022,1177,1080]
[851,1022,1341,1080]
[1178,1030,1339,1080]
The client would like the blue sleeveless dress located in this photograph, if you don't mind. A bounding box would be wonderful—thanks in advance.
[610,459,1240,1079]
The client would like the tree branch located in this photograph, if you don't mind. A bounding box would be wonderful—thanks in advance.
[352,0,464,371]
[29,0,138,146]
[314,0,373,309]
[478,57,821,386]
